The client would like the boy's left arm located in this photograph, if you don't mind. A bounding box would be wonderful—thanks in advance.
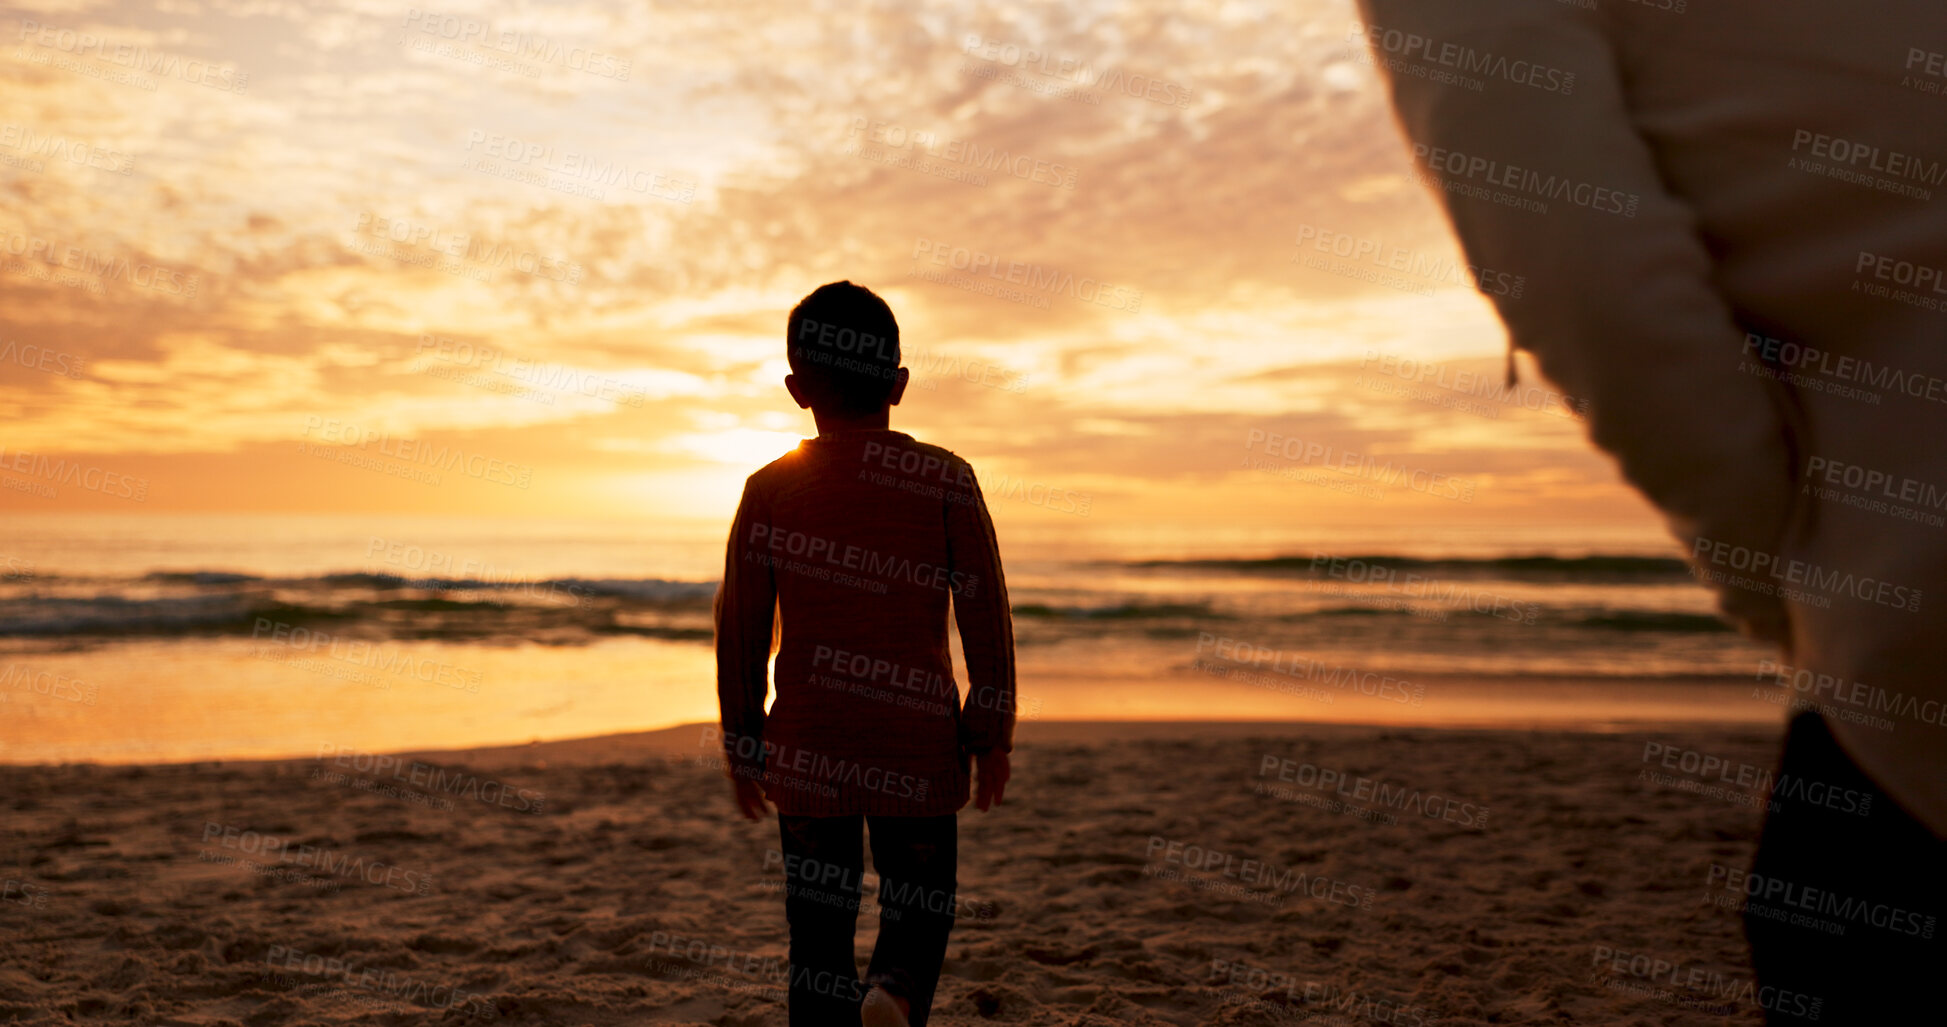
[714,474,777,814]
[946,462,1016,808]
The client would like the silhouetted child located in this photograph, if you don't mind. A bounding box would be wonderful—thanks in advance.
[715,281,1016,1027]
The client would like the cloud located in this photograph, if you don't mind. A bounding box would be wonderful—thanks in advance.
[0,0,1645,531]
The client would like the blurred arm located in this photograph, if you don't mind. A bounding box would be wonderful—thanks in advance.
[1354,0,1798,644]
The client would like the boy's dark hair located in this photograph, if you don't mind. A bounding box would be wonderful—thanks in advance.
[787,281,901,414]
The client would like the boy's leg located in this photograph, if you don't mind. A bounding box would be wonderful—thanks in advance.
[778,813,868,1025]
[863,814,959,1027]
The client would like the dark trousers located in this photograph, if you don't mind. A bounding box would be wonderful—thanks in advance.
[1745,712,1946,1023]
[778,813,957,1027]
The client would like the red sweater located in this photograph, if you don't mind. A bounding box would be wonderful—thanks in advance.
[714,428,1016,817]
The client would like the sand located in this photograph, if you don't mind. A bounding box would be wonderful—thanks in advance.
[0,718,1786,1025]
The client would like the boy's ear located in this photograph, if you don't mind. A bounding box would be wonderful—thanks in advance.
[887,367,909,407]
[783,374,812,410]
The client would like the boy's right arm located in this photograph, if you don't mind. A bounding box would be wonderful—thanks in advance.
[714,475,776,784]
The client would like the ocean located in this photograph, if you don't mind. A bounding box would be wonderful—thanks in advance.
[0,514,1782,763]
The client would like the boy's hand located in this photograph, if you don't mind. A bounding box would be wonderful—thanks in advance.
[973,749,1010,811]
[730,774,771,820]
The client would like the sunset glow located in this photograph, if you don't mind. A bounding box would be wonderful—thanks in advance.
[0,0,1662,545]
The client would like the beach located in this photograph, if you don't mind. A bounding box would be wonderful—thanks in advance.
[4,0,1927,1018]
[0,717,1788,1025]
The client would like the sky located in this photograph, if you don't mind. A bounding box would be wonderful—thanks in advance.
[0,0,1670,554]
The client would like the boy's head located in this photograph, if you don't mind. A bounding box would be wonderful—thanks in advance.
[786,281,905,416]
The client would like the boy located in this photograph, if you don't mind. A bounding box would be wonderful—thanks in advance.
[714,281,1016,1027]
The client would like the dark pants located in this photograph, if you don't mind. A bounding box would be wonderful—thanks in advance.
[1745,712,1946,1023]
[778,813,957,1027]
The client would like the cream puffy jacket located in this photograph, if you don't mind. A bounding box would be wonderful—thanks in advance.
[1356,0,1947,834]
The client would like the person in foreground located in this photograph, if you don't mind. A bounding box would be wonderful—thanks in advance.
[714,281,1017,1026]
[1355,1,1947,1021]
